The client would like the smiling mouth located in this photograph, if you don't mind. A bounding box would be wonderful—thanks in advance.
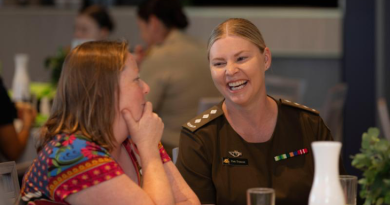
[228,80,248,91]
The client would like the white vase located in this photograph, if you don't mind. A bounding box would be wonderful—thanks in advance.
[309,141,344,205]
[12,53,30,102]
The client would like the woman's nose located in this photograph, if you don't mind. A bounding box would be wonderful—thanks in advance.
[226,63,239,76]
[143,81,150,94]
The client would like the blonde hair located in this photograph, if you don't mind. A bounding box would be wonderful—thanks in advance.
[207,18,266,59]
[38,41,128,152]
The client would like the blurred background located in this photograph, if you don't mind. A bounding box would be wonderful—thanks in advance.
[0,0,389,204]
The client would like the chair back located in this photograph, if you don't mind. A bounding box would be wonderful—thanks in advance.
[197,97,223,114]
[320,83,348,142]
[377,98,390,141]
[0,161,20,205]
[172,147,179,164]
[265,75,306,103]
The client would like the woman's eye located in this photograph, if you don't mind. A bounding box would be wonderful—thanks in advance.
[237,56,247,61]
[213,62,225,67]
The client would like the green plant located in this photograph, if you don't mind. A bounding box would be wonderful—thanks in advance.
[44,47,69,85]
[351,127,390,205]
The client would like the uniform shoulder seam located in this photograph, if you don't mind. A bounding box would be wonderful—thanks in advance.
[280,99,319,115]
[182,106,223,133]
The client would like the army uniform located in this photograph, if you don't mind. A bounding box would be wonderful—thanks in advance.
[176,98,346,205]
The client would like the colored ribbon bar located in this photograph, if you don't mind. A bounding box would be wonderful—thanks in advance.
[274,148,308,161]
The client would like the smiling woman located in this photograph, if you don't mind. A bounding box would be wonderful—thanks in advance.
[176,18,346,205]
[209,35,271,107]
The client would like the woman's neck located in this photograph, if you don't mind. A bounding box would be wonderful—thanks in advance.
[154,28,173,45]
[223,96,278,142]
[112,114,129,148]
[110,144,123,160]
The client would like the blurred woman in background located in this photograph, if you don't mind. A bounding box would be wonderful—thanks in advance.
[72,5,115,48]
[135,0,219,155]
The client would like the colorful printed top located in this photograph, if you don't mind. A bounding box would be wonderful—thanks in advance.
[20,134,140,205]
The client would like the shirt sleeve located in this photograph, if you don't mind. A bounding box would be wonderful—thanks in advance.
[176,128,216,204]
[0,77,17,126]
[47,135,124,203]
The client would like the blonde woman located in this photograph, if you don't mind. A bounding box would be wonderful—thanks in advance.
[176,18,345,205]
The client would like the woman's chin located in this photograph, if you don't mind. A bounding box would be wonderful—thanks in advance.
[225,96,249,106]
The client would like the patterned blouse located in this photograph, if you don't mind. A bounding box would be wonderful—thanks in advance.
[20,134,142,205]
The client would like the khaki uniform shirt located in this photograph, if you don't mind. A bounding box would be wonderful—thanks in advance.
[140,29,220,150]
[176,98,346,205]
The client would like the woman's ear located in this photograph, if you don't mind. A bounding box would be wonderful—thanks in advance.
[99,28,110,40]
[263,47,272,70]
[149,15,160,31]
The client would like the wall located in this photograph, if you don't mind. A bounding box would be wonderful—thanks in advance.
[0,6,342,108]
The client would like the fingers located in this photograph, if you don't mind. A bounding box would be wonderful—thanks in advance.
[32,108,37,118]
[122,109,137,131]
[134,45,144,55]
[20,104,36,128]
[142,102,153,116]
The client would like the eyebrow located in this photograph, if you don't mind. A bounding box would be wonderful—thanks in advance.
[234,50,247,57]
[133,74,140,81]
[210,50,248,61]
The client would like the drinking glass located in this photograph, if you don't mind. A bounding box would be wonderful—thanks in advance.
[247,187,275,205]
[340,175,357,205]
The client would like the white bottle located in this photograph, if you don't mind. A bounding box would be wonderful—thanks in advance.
[309,141,344,205]
[40,97,51,116]
[12,53,30,102]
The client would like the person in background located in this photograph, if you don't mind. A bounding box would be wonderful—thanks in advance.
[72,5,115,48]
[135,0,220,155]
[176,18,346,205]
[46,5,115,85]
[20,41,200,205]
[0,77,37,162]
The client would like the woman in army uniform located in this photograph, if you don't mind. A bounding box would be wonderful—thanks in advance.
[176,18,345,205]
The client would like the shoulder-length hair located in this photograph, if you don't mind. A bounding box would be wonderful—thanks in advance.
[38,41,128,152]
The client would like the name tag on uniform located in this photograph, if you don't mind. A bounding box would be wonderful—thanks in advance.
[222,157,248,166]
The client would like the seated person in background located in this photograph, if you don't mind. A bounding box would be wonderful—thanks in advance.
[20,41,200,205]
[0,77,36,162]
[135,0,220,155]
[72,5,115,48]
[176,18,346,205]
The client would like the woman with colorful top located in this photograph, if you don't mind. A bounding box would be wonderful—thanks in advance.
[20,41,200,205]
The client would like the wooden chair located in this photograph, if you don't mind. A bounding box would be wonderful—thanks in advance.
[320,83,348,142]
[265,75,307,104]
[377,98,390,140]
[0,161,20,205]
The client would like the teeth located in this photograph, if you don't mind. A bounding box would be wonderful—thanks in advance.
[231,84,245,91]
[228,80,247,91]
[228,80,247,87]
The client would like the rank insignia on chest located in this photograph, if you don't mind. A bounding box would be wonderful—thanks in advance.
[229,150,242,158]
[222,157,248,166]
[274,148,308,162]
